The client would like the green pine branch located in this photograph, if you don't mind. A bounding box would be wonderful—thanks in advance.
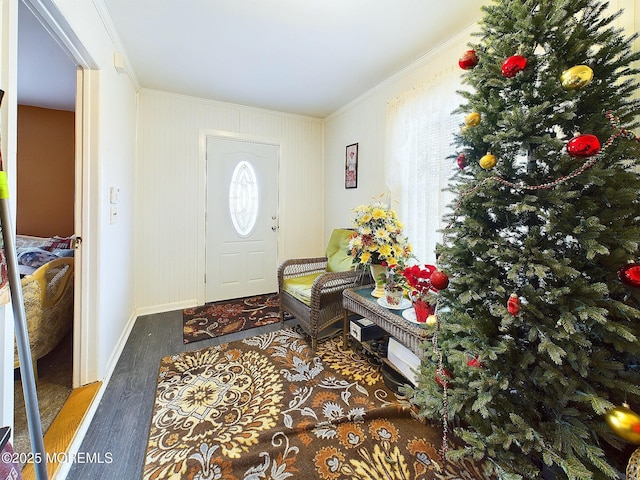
[409,0,640,478]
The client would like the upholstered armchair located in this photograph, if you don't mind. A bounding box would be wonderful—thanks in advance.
[278,228,364,352]
[14,257,74,378]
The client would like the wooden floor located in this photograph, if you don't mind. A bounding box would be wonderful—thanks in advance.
[66,308,299,479]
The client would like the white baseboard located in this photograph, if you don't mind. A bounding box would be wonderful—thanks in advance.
[134,299,198,318]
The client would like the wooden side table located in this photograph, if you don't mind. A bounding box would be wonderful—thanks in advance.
[342,286,432,359]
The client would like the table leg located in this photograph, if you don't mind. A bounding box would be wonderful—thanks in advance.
[342,309,349,350]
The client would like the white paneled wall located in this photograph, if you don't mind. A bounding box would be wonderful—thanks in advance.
[135,90,324,314]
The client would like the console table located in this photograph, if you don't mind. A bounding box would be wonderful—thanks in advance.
[342,286,432,359]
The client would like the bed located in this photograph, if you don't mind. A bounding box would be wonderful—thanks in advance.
[15,234,75,277]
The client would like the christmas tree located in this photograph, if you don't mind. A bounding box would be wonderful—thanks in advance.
[407,1,640,479]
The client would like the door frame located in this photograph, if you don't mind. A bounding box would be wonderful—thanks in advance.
[21,0,98,388]
[197,129,281,306]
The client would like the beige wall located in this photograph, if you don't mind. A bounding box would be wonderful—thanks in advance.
[16,104,74,237]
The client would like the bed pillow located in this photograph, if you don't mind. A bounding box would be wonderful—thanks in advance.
[16,248,59,269]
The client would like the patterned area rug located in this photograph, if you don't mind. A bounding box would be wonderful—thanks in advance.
[144,328,494,479]
[182,293,289,344]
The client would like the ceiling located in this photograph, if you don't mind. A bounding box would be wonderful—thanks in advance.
[17,1,77,111]
[18,1,487,118]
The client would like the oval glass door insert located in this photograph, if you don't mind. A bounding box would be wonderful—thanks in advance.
[228,160,259,237]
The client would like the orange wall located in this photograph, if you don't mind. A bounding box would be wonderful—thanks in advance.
[16,105,75,237]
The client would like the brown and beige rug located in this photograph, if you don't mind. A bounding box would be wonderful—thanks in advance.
[144,328,494,479]
[182,293,290,344]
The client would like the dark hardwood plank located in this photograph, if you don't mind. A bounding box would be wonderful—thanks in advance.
[66,308,297,479]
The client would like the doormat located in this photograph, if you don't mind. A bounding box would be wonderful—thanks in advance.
[182,293,291,344]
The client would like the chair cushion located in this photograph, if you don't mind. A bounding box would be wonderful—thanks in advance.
[325,228,355,272]
[283,272,322,305]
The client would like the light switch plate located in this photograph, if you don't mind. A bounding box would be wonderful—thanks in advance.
[110,186,119,204]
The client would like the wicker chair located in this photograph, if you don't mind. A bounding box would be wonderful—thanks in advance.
[14,257,74,378]
[278,229,364,352]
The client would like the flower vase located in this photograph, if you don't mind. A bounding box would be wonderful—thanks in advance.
[412,297,434,323]
[370,264,386,298]
[384,287,404,306]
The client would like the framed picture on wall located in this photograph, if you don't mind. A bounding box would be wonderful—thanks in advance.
[345,143,358,189]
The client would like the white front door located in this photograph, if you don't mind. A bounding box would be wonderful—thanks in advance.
[205,137,279,302]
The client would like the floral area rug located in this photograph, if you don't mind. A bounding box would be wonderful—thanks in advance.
[143,328,494,479]
[182,293,290,344]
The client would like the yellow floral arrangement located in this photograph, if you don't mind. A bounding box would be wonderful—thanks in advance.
[348,199,412,266]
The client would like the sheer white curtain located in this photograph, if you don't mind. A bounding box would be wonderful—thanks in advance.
[385,67,464,265]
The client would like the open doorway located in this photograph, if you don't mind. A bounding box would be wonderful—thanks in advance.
[12,105,75,465]
[11,0,93,470]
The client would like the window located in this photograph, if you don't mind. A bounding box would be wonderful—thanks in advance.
[385,69,464,263]
[228,160,259,237]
